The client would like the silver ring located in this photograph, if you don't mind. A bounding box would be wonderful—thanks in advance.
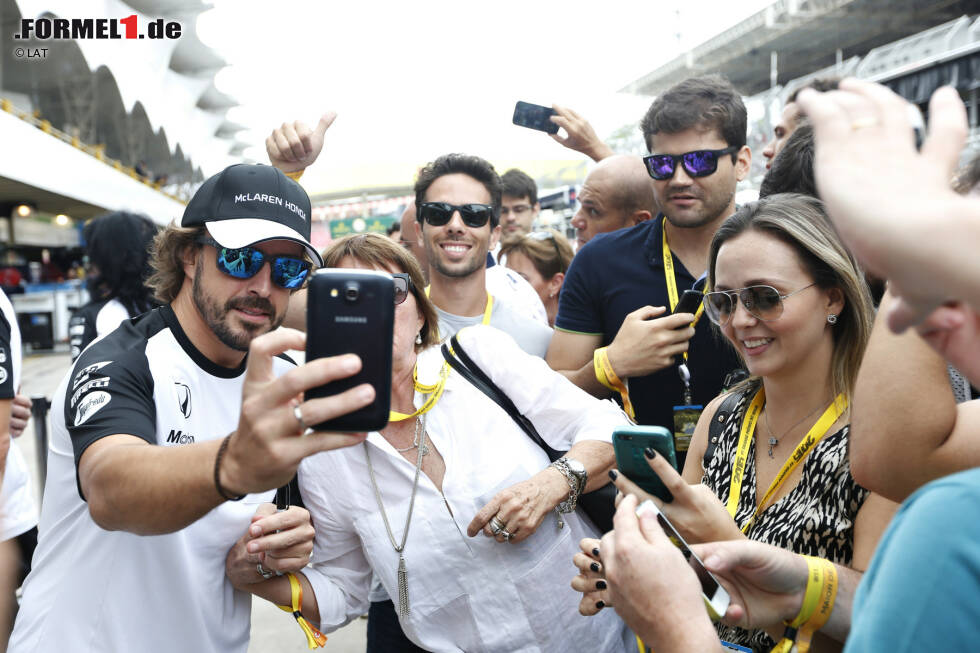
[490,516,506,534]
[256,563,276,579]
[293,404,309,432]
[500,530,513,541]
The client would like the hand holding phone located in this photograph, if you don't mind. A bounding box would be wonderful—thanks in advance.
[513,101,559,134]
[612,426,678,502]
[673,289,704,318]
[305,269,394,432]
[636,499,730,620]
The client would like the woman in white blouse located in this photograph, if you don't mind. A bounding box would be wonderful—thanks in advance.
[226,234,634,653]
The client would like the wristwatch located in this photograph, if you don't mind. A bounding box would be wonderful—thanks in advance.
[551,457,587,514]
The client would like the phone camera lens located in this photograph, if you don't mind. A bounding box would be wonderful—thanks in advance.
[344,282,359,302]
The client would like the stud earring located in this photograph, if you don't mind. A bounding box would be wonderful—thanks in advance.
[415,332,423,345]
[827,314,838,325]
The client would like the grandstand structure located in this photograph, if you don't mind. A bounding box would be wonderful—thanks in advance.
[624,0,980,180]
[0,0,242,241]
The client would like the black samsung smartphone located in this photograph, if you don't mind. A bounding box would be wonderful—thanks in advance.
[612,426,678,502]
[674,289,704,317]
[305,269,394,432]
[513,101,559,134]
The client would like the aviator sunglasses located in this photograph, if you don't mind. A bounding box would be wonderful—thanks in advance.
[702,283,817,326]
[196,236,312,290]
[419,202,495,228]
[643,146,739,181]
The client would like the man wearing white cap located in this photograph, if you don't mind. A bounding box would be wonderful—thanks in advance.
[9,164,374,653]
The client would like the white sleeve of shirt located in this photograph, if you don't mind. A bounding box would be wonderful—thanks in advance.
[298,461,374,632]
[485,266,548,325]
[455,325,628,449]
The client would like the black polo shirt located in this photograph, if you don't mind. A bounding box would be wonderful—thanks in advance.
[555,217,743,463]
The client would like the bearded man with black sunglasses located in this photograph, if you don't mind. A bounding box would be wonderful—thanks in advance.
[9,164,375,653]
[547,74,747,470]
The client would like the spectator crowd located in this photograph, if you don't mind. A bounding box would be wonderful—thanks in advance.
[0,70,977,653]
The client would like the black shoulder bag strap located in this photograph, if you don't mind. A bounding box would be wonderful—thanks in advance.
[441,335,562,460]
[702,390,744,470]
[441,334,615,533]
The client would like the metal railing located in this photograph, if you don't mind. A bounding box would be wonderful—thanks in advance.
[0,97,188,205]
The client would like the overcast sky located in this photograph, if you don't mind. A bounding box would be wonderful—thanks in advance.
[197,0,775,193]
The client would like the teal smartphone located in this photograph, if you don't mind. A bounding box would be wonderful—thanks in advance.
[612,425,678,502]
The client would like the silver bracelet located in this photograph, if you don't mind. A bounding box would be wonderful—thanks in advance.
[550,458,581,513]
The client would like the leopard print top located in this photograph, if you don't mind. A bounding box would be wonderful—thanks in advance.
[702,390,869,652]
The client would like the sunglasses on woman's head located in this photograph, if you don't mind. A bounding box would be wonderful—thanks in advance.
[643,146,739,181]
[391,273,414,305]
[525,230,562,261]
[418,202,495,228]
[702,283,817,326]
[196,236,312,289]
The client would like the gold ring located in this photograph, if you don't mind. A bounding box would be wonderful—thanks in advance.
[851,117,879,131]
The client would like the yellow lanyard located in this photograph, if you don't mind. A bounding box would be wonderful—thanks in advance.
[727,388,848,533]
[661,217,707,343]
[388,360,451,422]
[425,286,494,339]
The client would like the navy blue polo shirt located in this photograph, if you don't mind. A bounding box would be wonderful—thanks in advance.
[556,217,743,455]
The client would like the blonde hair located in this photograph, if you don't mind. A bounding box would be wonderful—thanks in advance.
[707,193,873,400]
[321,233,440,351]
[498,229,574,279]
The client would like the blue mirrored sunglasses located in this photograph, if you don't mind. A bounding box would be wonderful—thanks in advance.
[196,236,312,289]
[643,146,738,181]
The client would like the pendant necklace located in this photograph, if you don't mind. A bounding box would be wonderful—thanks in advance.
[364,414,428,617]
[764,401,827,458]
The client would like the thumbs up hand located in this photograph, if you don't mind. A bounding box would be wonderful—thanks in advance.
[265,111,337,174]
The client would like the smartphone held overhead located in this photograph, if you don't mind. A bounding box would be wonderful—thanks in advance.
[512,101,559,134]
[305,269,394,432]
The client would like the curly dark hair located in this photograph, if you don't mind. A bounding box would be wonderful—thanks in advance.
[83,212,160,315]
[414,153,503,227]
[640,74,747,152]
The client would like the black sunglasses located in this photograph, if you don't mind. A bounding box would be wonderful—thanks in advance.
[419,202,495,228]
[643,146,739,181]
[391,273,415,305]
[196,236,312,290]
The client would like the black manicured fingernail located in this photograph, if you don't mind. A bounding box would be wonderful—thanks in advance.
[592,547,600,557]
[644,447,657,460]
[596,580,607,590]
[590,562,601,572]
[596,600,605,610]
[608,470,618,481]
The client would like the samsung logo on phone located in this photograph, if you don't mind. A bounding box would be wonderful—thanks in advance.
[335,316,368,324]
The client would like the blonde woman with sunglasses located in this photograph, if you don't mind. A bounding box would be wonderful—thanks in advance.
[581,194,897,652]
